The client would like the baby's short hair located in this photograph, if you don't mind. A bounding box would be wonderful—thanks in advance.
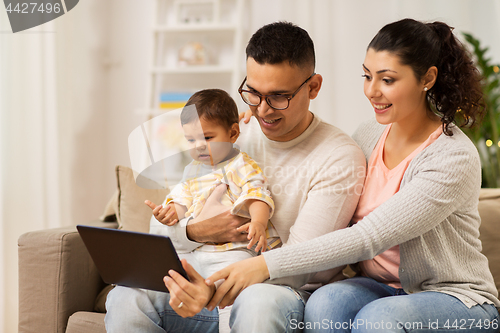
[181,89,239,129]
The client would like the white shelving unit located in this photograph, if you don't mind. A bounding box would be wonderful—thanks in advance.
[146,0,248,116]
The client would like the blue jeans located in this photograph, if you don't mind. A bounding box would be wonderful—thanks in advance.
[230,283,307,332]
[105,286,219,333]
[304,277,500,332]
[105,283,306,332]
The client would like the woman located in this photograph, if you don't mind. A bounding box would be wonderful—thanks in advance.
[167,19,500,332]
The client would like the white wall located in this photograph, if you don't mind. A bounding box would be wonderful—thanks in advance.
[2,1,500,332]
[247,0,500,135]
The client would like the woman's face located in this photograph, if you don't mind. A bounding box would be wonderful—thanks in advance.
[362,48,428,125]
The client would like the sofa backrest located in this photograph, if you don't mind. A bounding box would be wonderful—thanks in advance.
[478,188,500,294]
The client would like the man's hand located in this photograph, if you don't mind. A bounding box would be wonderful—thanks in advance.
[164,259,215,318]
[186,184,249,243]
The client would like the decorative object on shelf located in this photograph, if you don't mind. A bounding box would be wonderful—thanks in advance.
[459,33,500,188]
[178,41,209,66]
[159,91,192,109]
[177,1,214,25]
[146,0,247,115]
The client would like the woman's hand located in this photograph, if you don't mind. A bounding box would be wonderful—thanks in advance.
[164,259,215,318]
[204,255,270,311]
[238,109,253,124]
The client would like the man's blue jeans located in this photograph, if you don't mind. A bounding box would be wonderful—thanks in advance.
[230,283,307,332]
[105,283,306,332]
[105,286,219,333]
[303,276,500,332]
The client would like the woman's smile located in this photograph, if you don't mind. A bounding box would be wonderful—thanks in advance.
[372,103,393,113]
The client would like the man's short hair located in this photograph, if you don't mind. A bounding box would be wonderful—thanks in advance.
[181,89,239,130]
[246,21,315,70]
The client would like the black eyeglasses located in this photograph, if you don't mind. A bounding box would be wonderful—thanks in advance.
[238,73,316,110]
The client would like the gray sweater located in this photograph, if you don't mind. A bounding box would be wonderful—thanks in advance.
[263,118,500,308]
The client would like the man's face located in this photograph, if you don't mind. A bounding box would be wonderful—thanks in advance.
[244,58,318,142]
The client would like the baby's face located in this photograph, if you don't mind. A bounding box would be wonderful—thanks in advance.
[182,118,234,165]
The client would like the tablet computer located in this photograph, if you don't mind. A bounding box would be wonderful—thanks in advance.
[77,225,188,293]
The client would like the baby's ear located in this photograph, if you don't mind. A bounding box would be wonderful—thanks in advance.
[230,123,240,143]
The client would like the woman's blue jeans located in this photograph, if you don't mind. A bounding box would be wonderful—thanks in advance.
[303,276,500,332]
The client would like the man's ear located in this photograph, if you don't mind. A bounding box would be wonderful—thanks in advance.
[308,74,323,100]
[422,66,438,90]
[230,123,240,143]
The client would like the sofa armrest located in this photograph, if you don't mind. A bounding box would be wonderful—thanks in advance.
[18,221,118,333]
[478,188,500,295]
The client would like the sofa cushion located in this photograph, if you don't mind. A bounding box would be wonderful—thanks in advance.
[66,312,106,333]
[94,284,115,313]
[104,165,169,233]
[478,188,500,294]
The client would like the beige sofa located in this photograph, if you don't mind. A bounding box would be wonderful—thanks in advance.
[18,166,500,332]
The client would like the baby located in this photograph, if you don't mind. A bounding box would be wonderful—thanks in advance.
[145,89,281,333]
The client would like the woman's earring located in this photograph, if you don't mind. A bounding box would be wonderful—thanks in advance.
[424,87,428,92]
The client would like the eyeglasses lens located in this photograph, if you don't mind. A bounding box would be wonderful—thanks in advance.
[241,92,289,110]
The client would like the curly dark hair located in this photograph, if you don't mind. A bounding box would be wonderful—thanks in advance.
[181,89,239,130]
[246,21,315,71]
[368,18,485,135]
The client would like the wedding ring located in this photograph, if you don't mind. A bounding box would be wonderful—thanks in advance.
[177,301,184,309]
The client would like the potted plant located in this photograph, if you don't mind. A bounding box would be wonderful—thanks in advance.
[459,33,500,188]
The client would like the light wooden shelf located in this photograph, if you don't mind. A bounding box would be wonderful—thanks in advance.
[153,24,237,32]
[146,0,247,115]
[151,65,233,74]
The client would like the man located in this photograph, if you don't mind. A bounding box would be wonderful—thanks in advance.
[105,22,365,333]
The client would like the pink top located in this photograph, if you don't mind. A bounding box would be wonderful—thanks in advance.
[352,124,442,288]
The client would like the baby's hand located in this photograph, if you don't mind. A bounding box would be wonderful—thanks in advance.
[237,221,267,253]
[145,200,179,226]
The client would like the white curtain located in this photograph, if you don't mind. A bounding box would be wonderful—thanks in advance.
[0,20,62,333]
[0,1,115,331]
[0,11,6,331]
